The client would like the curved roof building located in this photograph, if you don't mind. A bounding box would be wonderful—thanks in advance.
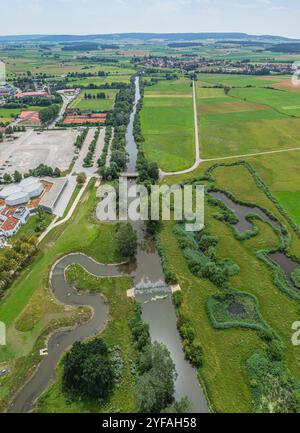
[23,182,43,199]
[0,186,22,200]
[20,177,39,188]
[6,192,30,207]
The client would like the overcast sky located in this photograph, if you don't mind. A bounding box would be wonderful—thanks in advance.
[0,0,299,38]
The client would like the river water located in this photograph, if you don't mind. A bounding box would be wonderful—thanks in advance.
[7,76,209,413]
[123,76,208,413]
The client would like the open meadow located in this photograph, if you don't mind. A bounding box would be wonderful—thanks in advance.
[140,78,195,171]
[197,75,300,159]
[69,89,117,111]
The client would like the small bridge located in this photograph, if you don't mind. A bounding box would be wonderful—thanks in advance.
[120,172,139,179]
[127,283,181,298]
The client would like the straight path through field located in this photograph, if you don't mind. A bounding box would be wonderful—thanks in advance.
[201,147,300,163]
[160,80,200,177]
[160,81,300,178]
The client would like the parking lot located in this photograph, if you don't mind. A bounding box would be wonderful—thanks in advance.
[0,129,78,176]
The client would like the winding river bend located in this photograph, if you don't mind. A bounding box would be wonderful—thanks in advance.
[8,77,209,413]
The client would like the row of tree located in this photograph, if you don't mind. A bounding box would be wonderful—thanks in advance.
[84,92,106,100]
[101,82,135,179]
[39,104,59,125]
[0,235,38,297]
[83,127,101,168]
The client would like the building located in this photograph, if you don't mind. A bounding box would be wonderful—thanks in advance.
[6,191,30,207]
[0,85,14,98]
[0,178,44,206]
[15,91,50,99]
[0,61,6,85]
[0,206,30,237]
[18,111,41,126]
[40,177,68,213]
[0,176,69,237]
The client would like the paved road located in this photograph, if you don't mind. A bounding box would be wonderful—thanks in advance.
[48,91,78,129]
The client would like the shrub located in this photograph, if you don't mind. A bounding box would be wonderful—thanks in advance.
[172,291,183,308]
[291,267,300,289]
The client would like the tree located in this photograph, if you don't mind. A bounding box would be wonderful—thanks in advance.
[13,170,22,183]
[134,342,177,413]
[116,223,137,259]
[3,173,12,184]
[76,172,87,186]
[62,339,114,400]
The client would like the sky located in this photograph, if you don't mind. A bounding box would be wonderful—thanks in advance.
[0,0,299,38]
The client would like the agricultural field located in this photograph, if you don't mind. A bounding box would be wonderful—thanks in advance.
[196,76,300,159]
[140,78,195,171]
[69,89,117,112]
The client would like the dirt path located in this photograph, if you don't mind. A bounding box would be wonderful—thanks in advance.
[202,147,300,163]
[160,81,300,178]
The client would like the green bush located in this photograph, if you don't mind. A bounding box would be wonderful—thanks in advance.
[172,291,183,308]
[291,267,300,289]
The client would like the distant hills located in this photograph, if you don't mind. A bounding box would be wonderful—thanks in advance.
[0,32,298,43]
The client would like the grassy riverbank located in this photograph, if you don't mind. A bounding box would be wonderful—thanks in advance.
[36,265,136,412]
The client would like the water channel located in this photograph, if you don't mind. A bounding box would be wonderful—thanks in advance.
[209,190,300,290]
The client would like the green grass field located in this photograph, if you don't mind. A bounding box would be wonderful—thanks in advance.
[196,79,300,159]
[69,89,117,111]
[198,73,278,87]
[141,78,195,171]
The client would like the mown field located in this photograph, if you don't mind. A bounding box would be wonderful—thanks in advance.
[0,181,137,412]
[161,161,300,412]
[197,74,300,159]
[69,89,117,112]
[140,78,195,171]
